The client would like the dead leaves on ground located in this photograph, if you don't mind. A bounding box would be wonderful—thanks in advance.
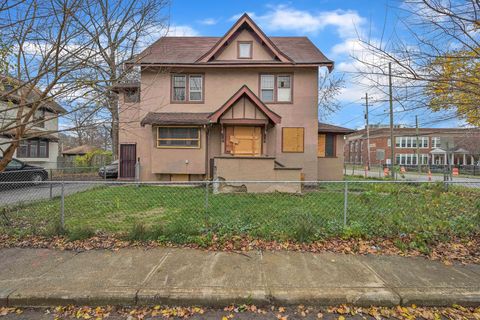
[3,305,480,319]
[1,233,479,265]
[0,307,22,316]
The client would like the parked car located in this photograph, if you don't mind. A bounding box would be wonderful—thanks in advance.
[0,157,49,183]
[98,160,118,178]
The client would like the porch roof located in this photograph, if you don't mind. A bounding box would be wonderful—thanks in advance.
[140,112,211,126]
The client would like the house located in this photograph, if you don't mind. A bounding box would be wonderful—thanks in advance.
[115,14,352,188]
[345,125,480,167]
[0,76,65,169]
[62,144,101,160]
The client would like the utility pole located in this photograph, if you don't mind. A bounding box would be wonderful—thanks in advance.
[415,115,421,174]
[388,62,395,178]
[362,93,371,170]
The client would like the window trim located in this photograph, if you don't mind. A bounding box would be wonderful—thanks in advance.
[156,126,201,149]
[395,136,429,149]
[17,139,49,158]
[318,133,337,158]
[170,73,205,104]
[258,73,293,104]
[395,153,429,165]
[281,127,304,153]
[237,41,253,59]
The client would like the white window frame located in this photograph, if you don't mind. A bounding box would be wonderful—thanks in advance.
[395,136,429,149]
[432,137,441,148]
[189,75,203,101]
[260,74,275,102]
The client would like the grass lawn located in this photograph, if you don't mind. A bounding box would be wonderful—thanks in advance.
[1,182,479,247]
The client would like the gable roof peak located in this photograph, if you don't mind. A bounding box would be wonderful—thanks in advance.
[197,13,292,63]
[208,85,281,124]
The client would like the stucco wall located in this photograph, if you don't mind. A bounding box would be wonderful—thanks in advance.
[214,157,301,193]
[317,134,345,181]
[119,66,320,180]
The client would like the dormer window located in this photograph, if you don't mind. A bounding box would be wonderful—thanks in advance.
[238,41,252,59]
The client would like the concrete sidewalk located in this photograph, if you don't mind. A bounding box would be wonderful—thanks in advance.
[0,248,479,307]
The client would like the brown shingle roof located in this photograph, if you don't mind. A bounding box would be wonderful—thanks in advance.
[140,112,211,126]
[62,144,100,155]
[318,122,354,134]
[135,37,332,65]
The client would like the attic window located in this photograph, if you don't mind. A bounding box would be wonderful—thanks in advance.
[238,41,252,59]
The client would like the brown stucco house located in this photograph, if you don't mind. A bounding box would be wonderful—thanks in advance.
[115,14,352,186]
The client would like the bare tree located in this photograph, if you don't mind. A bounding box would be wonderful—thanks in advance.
[0,0,102,171]
[76,0,169,158]
[353,0,479,126]
[318,70,345,119]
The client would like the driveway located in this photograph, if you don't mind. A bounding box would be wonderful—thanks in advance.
[0,183,98,206]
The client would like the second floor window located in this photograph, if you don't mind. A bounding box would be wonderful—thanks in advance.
[432,137,441,148]
[260,74,292,103]
[172,74,203,102]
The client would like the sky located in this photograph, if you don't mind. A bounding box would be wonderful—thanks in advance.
[165,0,461,130]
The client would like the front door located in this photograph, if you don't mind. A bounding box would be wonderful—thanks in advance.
[119,144,136,178]
[225,126,262,156]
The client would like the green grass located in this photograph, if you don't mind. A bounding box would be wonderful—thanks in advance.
[1,182,479,246]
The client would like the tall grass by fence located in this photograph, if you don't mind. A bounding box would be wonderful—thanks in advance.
[1,180,479,247]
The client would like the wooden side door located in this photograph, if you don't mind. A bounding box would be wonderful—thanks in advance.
[119,144,136,178]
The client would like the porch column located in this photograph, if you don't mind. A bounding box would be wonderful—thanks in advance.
[463,154,466,165]
[444,153,447,164]
[451,153,454,165]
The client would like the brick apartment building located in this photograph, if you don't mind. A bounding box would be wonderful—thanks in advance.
[345,125,480,167]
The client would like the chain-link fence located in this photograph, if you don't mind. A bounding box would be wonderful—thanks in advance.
[1,180,479,243]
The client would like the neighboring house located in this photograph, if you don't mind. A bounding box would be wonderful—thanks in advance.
[62,144,100,160]
[0,76,66,169]
[345,125,480,167]
[115,14,352,186]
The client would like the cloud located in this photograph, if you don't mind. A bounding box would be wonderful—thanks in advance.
[240,5,365,38]
[165,25,199,37]
[198,18,218,26]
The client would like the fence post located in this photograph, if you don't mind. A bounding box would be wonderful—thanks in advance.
[49,169,53,199]
[60,182,65,232]
[343,181,348,227]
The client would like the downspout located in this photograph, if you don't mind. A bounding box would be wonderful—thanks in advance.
[204,124,209,180]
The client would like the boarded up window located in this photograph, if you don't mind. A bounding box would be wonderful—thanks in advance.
[282,127,304,153]
[318,133,336,157]
[318,134,326,157]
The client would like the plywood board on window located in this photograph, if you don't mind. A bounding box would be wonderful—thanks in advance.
[282,127,304,153]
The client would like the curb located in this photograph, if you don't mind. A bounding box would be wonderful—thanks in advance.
[5,287,480,307]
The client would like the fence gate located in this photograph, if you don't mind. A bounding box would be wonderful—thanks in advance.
[119,144,136,178]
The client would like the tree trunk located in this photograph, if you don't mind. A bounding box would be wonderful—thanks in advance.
[109,94,119,159]
[0,142,18,172]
